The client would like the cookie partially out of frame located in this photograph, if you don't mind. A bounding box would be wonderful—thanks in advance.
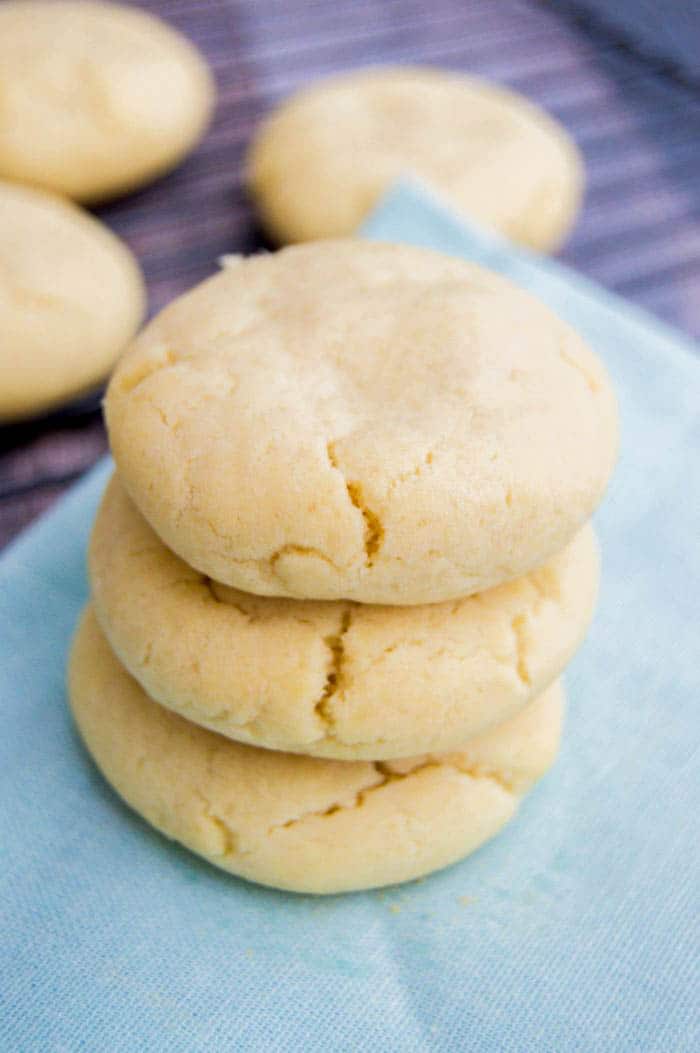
[247,66,583,251]
[90,475,596,760]
[0,181,144,421]
[0,1,214,202]
[105,240,617,605]
[69,607,564,895]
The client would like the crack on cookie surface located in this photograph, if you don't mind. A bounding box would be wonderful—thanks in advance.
[117,347,178,395]
[195,791,240,858]
[202,576,261,620]
[315,606,353,729]
[510,613,531,686]
[270,757,516,836]
[269,543,344,576]
[207,815,238,857]
[346,481,384,565]
[326,441,384,567]
[386,448,436,496]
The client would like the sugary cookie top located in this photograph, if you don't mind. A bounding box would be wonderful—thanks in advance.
[106,240,617,604]
[0,1,214,201]
[247,65,583,250]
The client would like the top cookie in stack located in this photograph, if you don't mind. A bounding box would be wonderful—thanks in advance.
[105,239,617,606]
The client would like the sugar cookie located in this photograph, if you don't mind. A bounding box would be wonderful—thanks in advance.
[0,181,144,420]
[0,1,214,202]
[90,475,596,759]
[105,240,617,604]
[247,66,583,250]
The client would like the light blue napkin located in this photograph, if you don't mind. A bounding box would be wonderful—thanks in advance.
[1,184,698,1052]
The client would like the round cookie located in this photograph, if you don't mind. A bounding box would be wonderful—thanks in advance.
[90,474,598,759]
[0,1,214,202]
[105,240,618,605]
[0,181,145,421]
[69,606,564,894]
[247,66,583,251]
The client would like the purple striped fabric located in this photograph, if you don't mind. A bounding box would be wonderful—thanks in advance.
[2,0,699,546]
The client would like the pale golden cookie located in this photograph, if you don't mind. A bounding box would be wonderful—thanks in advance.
[90,475,597,759]
[247,66,583,250]
[69,607,564,894]
[0,1,214,202]
[105,240,618,605]
[0,181,144,421]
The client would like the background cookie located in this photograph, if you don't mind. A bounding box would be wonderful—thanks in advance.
[0,1,214,202]
[0,181,144,421]
[106,240,618,604]
[69,607,564,894]
[247,65,583,251]
[90,475,597,759]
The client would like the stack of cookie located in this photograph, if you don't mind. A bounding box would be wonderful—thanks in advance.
[69,240,617,894]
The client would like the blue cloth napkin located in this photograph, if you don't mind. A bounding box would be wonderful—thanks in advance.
[1,184,698,1052]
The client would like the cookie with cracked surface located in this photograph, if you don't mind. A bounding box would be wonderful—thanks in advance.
[0,181,144,421]
[0,1,214,202]
[69,606,564,894]
[246,66,583,251]
[105,240,617,604]
[90,474,597,760]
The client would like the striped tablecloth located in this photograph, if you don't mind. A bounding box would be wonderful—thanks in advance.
[2,0,699,546]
